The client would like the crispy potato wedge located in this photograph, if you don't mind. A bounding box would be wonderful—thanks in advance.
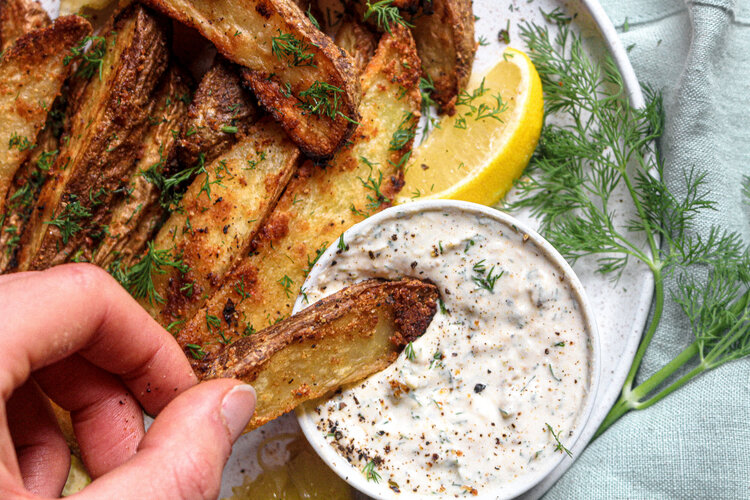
[178,59,258,167]
[142,118,300,326]
[0,122,58,272]
[93,64,191,269]
[175,25,420,358]
[140,0,360,158]
[199,278,439,430]
[334,16,377,75]
[0,0,50,50]
[411,0,476,114]
[16,5,169,271]
[0,16,90,218]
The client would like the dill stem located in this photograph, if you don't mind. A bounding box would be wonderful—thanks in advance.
[622,269,664,395]
[597,288,750,437]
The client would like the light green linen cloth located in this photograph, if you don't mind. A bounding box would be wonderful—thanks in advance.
[546,0,750,498]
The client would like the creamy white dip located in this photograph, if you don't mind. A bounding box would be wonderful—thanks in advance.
[301,206,593,498]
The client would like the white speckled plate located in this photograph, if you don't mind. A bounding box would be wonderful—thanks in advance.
[38,0,651,497]
[214,1,652,498]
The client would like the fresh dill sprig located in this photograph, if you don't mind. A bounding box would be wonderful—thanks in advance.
[123,242,188,305]
[364,0,413,34]
[512,22,750,436]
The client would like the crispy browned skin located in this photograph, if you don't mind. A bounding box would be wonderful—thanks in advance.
[198,278,439,430]
[0,16,90,220]
[142,117,300,326]
[16,6,169,271]
[411,0,476,114]
[334,16,377,75]
[93,64,191,269]
[175,25,420,357]
[140,0,360,158]
[178,60,258,167]
[0,0,50,50]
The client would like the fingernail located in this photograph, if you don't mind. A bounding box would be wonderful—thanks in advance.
[221,384,256,441]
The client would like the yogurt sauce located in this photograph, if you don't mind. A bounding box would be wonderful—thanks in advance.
[301,206,594,498]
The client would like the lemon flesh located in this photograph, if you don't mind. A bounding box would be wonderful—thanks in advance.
[400,48,544,206]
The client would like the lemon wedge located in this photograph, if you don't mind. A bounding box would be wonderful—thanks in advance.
[400,48,543,206]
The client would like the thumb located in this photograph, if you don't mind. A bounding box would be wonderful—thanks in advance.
[73,379,255,500]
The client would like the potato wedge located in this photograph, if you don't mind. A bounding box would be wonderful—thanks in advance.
[140,117,300,326]
[199,278,439,430]
[175,25,420,358]
[140,0,360,158]
[93,64,191,269]
[178,59,258,167]
[0,16,90,219]
[16,5,169,271]
[411,0,476,114]
[0,122,58,272]
[0,0,50,50]
[334,16,377,75]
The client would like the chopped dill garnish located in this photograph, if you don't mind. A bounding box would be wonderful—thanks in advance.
[303,242,328,276]
[363,0,413,34]
[404,342,416,361]
[546,423,573,457]
[362,460,381,482]
[271,30,316,67]
[472,261,503,293]
[390,112,417,150]
[44,195,92,244]
[64,35,107,80]
[123,242,188,305]
[298,81,356,124]
[278,274,294,298]
[186,343,206,360]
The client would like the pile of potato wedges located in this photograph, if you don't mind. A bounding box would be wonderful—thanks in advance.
[0,0,472,426]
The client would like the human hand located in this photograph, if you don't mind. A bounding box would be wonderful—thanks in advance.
[0,264,256,499]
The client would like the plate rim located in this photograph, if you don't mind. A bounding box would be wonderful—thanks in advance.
[522,1,655,497]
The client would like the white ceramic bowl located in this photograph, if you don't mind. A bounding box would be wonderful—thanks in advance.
[294,200,601,499]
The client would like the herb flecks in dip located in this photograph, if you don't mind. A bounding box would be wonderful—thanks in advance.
[303,207,593,498]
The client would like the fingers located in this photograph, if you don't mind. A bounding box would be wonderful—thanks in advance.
[0,264,196,413]
[34,355,145,478]
[6,380,69,497]
[75,380,255,500]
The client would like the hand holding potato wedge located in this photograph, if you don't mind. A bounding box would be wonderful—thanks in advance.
[0,264,256,499]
